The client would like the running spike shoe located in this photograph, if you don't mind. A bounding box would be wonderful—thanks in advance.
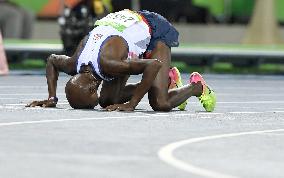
[169,67,187,110]
[189,72,216,112]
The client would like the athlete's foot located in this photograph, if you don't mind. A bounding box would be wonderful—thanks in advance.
[168,67,187,110]
[190,81,203,97]
[189,72,216,112]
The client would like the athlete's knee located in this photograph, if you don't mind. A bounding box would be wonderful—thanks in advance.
[150,99,172,112]
[47,54,57,62]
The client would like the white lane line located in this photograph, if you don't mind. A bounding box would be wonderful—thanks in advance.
[0,86,46,88]
[218,93,284,96]
[258,132,284,136]
[5,102,69,106]
[1,95,284,105]
[0,110,282,128]
[200,116,213,119]
[0,86,280,90]
[0,98,69,102]
[214,87,280,90]
[0,105,71,111]
[2,100,284,104]
[2,100,284,112]
[0,113,222,128]
[228,111,262,114]
[0,115,147,127]
[158,128,284,178]
[0,93,65,96]
[228,110,282,114]
[0,86,64,88]
[0,98,52,100]
[1,103,284,115]
[0,98,27,100]
[0,113,219,127]
[218,101,284,104]
[0,93,283,97]
[3,100,284,106]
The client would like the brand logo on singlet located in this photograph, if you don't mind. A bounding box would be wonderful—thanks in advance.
[93,33,103,43]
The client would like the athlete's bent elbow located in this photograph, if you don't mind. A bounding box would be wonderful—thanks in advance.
[46,54,57,66]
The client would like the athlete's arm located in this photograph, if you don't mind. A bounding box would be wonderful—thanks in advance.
[26,54,77,107]
[46,54,77,98]
[101,58,162,111]
[26,37,87,107]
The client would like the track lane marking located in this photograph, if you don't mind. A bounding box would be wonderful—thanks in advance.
[158,129,284,178]
[1,103,284,115]
[0,115,152,127]
[218,101,284,104]
[0,113,219,127]
[4,102,69,106]
[3,101,284,105]
[0,93,65,96]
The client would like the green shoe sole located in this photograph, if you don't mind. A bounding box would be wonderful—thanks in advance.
[198,85,216,112]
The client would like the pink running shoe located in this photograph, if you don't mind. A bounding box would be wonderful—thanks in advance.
[189,72,216,112]
[168,67,187,110]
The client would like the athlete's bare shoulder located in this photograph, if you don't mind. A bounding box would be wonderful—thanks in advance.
[100,36,128,62]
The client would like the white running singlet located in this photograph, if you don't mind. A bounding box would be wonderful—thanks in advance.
[77,9,151,81]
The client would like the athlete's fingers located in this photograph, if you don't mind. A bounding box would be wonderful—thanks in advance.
[26,101,38,107]
[26,100,45,107]
[105,104,119,111]
[106,107,116,111]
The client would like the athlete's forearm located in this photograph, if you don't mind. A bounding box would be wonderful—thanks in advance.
[46,55,61,98]
[46,54,76,99]
[129,60,161,107]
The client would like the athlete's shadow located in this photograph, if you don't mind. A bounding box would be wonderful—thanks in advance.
[122,109,181,114]
[63,107,182,114]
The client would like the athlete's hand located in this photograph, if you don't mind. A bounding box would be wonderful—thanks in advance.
[26,98,57,108]
[105,102,135,111]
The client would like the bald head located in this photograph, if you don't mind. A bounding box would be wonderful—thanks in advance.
[65,73,100,109]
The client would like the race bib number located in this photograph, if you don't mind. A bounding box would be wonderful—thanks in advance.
[95,10,141,32]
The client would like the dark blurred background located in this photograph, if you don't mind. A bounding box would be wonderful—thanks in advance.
[1,0,284,74]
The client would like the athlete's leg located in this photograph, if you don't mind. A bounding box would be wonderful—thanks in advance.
[148,41,202,111]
